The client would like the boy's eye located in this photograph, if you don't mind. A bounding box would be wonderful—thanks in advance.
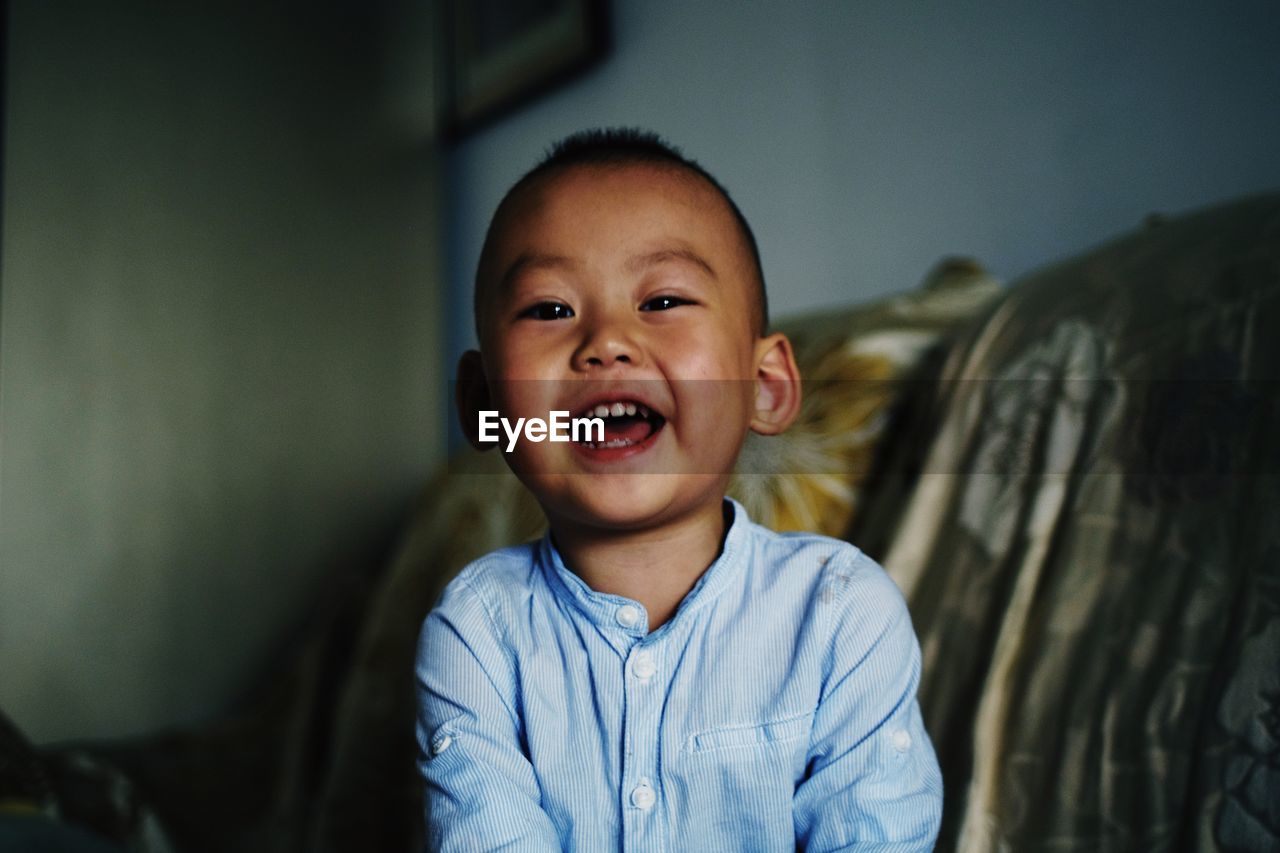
[519,302,575,321]
[640,295,692,312]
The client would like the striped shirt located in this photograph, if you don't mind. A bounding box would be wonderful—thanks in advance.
[416,499,942,852]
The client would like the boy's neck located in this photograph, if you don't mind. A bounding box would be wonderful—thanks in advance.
[548,500,731,632]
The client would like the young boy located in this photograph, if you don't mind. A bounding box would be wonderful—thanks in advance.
[416,129,942,851]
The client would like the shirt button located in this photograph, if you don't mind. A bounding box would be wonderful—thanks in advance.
[631,652,657,680]
[433,734,453,755]
[891,728,912,752]
[630,782,656,810]
[616,604,641,628]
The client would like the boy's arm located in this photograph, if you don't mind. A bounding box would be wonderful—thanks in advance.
[415,574,561,852]
[793,551,943,852]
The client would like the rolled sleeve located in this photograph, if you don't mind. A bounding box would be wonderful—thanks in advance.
[416,574,561,852]
[793,551,943,851]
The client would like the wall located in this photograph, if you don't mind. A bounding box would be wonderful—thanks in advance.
[446,0,1280,367]
[0,2,444,743]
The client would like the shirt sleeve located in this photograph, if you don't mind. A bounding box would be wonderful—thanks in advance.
[415,573,561,852]
[793,549,943,852]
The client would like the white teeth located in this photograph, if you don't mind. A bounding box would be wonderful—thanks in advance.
[585,438,634,449]
[584,401,654,419]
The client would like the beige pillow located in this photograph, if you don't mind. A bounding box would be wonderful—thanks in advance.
[731,258,1001,535]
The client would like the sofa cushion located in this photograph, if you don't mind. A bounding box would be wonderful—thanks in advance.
[858,192,1280,851]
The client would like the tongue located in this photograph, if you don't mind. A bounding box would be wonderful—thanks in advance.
[601,416,653,444]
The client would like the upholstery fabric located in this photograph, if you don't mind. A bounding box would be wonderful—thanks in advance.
[854,193,1280,851]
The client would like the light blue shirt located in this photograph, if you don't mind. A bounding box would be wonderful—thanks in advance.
[415,499,942,852]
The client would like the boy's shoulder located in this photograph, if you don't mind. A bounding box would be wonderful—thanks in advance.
[429,540,545,624]
[739,515,908,622]
[749,519,862,563]
[744,515,886,582]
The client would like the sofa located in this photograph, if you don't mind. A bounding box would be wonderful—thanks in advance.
[2,191,1277,852]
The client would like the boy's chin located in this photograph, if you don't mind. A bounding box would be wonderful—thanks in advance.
[535,473,728,534]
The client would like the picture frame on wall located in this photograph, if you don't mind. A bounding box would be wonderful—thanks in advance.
[441,0,610,139]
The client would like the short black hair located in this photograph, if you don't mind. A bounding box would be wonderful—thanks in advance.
[475,128,768,336]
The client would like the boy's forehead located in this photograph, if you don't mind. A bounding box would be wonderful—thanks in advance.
[500,163,729,242]
[479,162,750,290]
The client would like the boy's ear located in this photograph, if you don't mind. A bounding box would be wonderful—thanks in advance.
[456,350,497,451]
[750,332,802,436]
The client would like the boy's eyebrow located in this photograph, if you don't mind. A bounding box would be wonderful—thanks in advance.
[626,248,717,279]
[499,247,717,291]
[499,253,576,290]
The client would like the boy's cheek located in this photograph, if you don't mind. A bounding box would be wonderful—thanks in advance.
[486,380,556,417]
[482,343,550,382]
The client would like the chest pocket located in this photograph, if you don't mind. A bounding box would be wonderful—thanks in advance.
[677,712,813,850]
[685,711,811,754]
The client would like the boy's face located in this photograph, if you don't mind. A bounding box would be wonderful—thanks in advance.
[461,162,798,536]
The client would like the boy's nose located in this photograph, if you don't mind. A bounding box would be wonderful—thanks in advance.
[573,322,638,370]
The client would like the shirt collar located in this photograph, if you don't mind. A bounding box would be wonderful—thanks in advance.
[538,498,750,639]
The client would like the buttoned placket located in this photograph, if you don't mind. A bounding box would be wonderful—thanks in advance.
[617,607,666,852]
[539,504,746,851]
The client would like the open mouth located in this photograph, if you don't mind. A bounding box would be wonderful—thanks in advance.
[574,399,666,451]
